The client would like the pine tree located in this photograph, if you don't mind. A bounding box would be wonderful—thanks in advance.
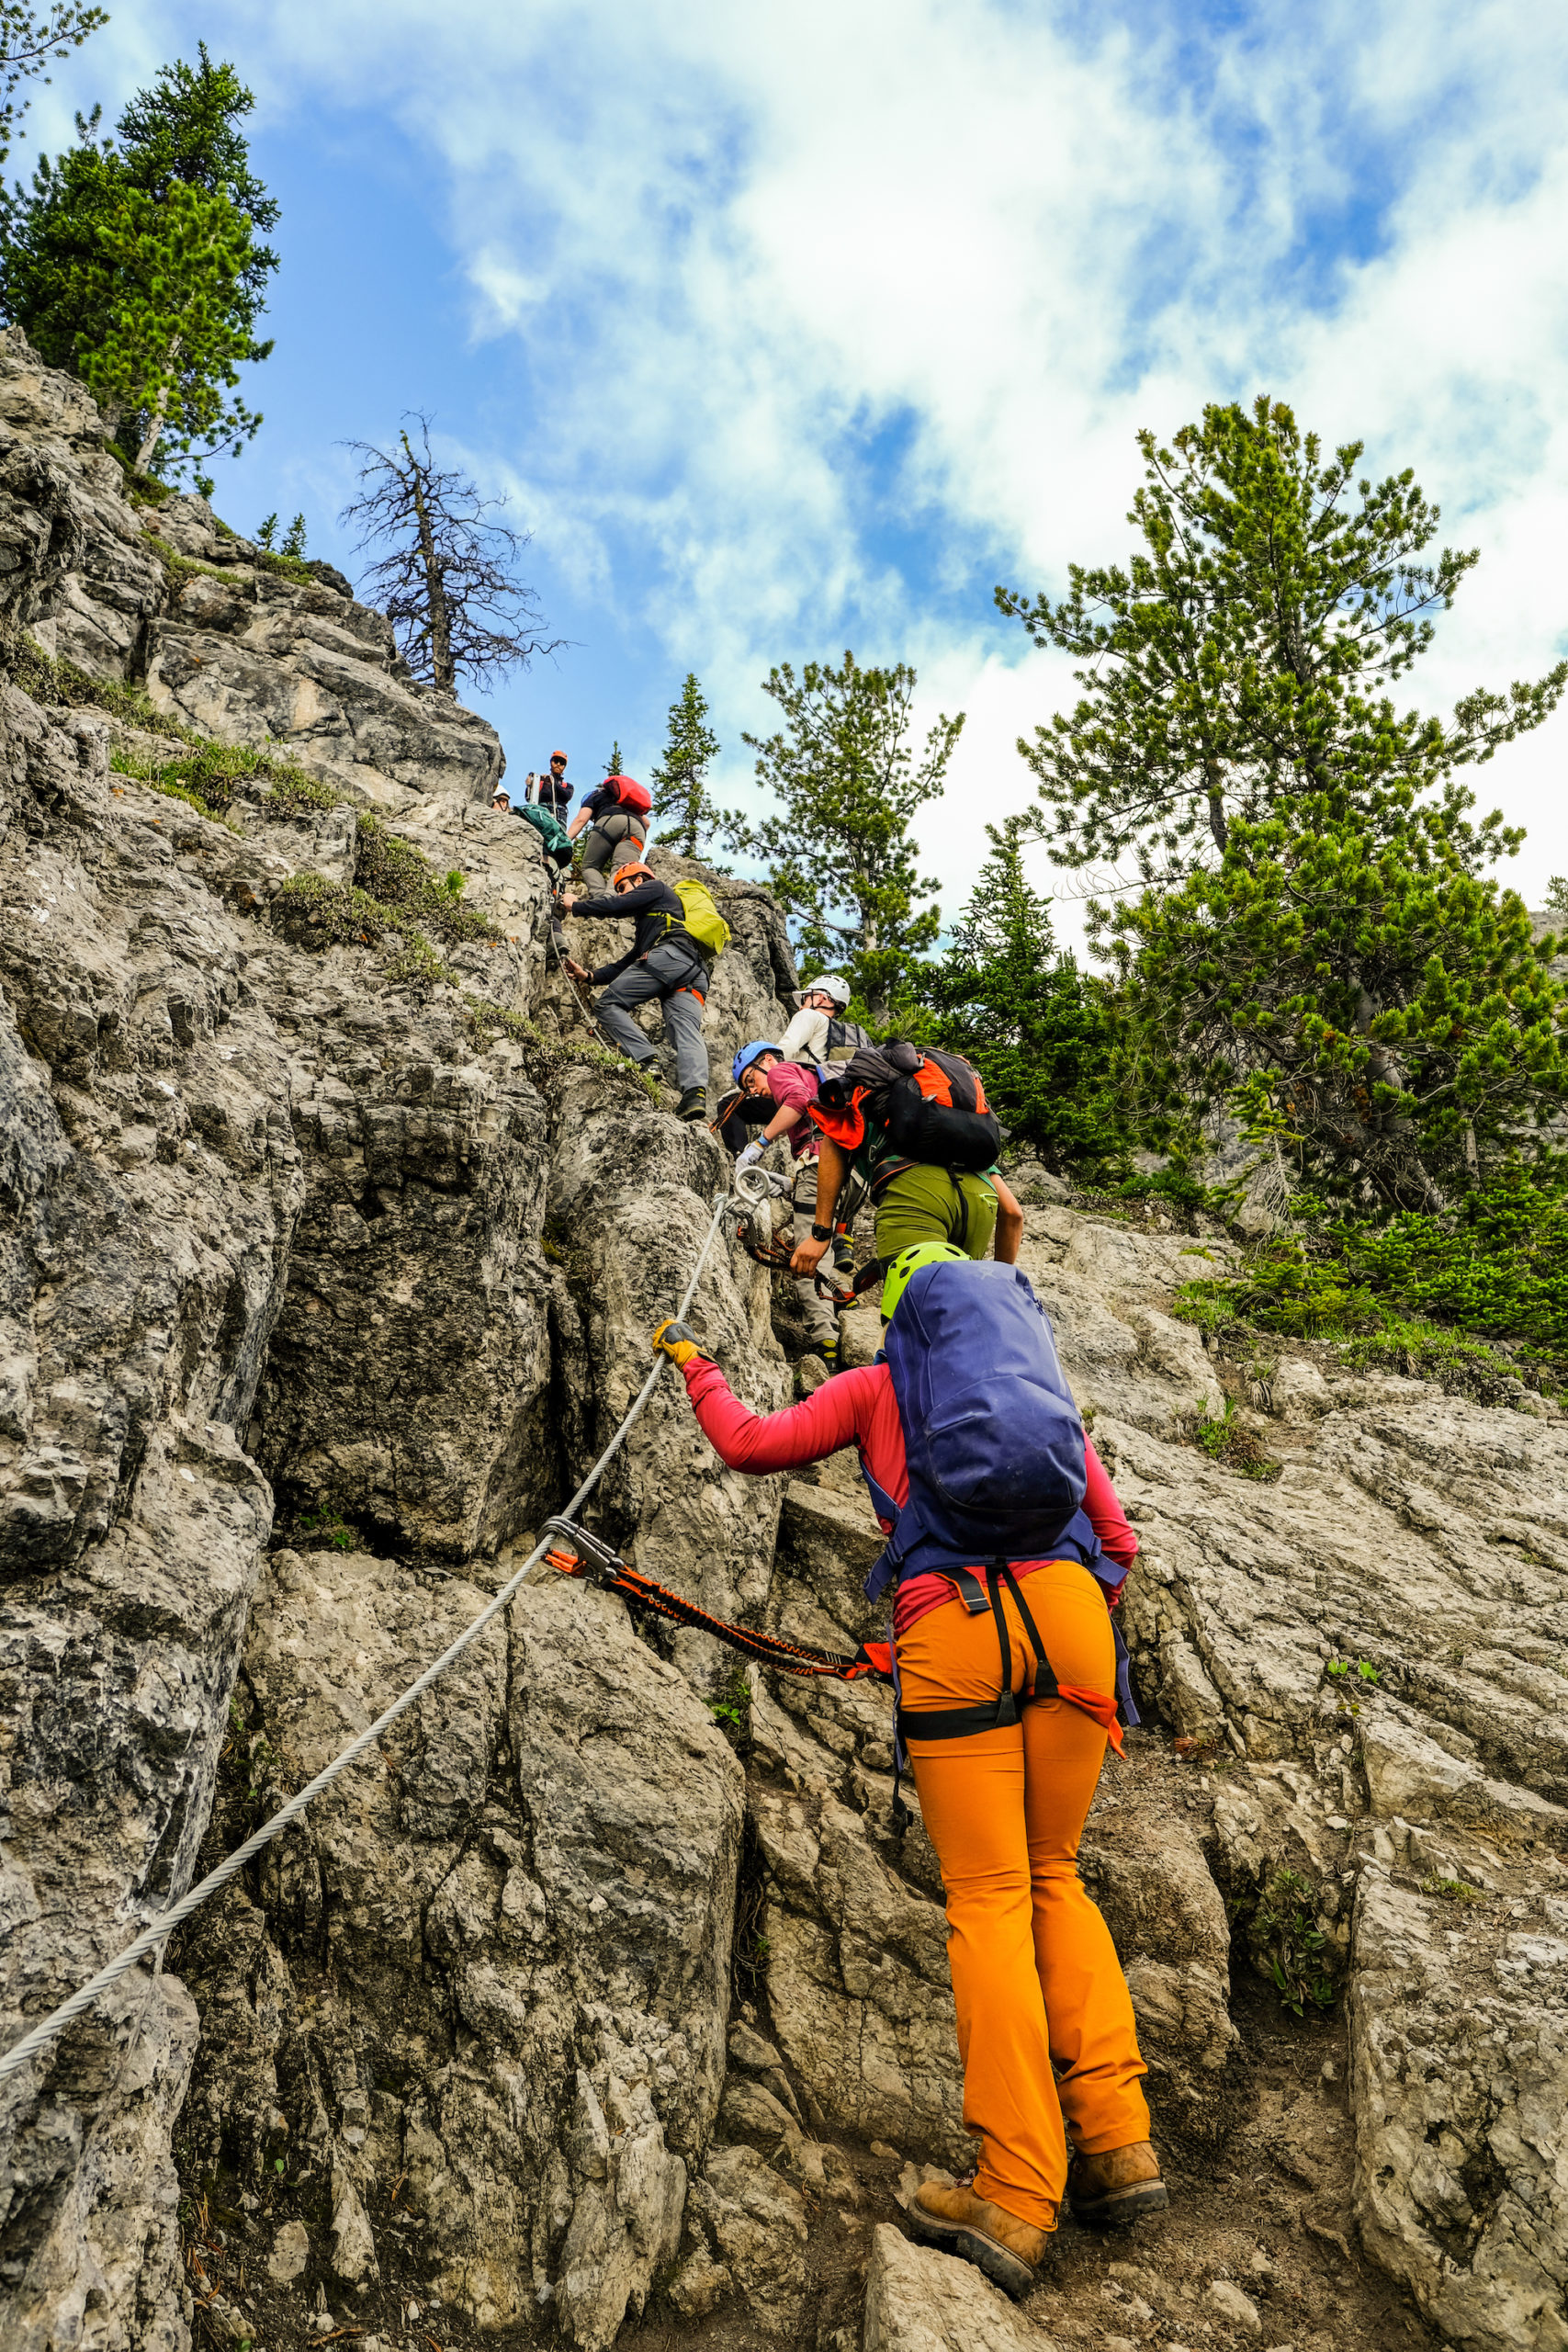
[922,822,1121,1166]
[998,397,1566,890]
[112,46,278,321]
[1109,791,1568,1210]
[0,48,278,479]
[736,650,962,1023]
[604,740,623,777]
[651,673,723,855]
[0,6,106,169]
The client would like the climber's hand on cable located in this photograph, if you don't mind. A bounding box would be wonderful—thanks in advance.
[563,956,591,981]
[651,1317,704,1367]
[734,1139,764,1173]
[559,893,578,914]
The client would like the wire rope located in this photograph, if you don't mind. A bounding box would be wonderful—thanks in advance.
[0,1192,734,2091]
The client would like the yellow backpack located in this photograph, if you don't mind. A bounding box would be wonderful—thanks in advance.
[670,877,730,960]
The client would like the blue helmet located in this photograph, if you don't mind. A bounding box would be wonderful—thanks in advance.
[732,1039,781,1085]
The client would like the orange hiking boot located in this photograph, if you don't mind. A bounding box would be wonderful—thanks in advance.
[908,2182,1055,2300]
[1066,2139,1168,2227]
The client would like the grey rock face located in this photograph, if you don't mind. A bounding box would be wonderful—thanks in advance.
[862,2222,1055,2351]
[1,327,1562,2352]
[143,594,503,810]
[0,675,299,2348]
[175,1553,741,2348]
[545,1064,789,1626]
[0,330,796,2351]
[1023,1209,1568,2352]
[1351,1867,1568,2352]
[251,971,556,1565]
[686,2143,809,2335]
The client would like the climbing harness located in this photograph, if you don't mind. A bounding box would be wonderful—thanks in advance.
[543,1518,892,1686]
[0,1190,739,2093]
[896,1560,1123,1754]
[883,1555,1124,1834]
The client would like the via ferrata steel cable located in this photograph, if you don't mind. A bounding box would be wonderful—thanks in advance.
[0,1191,734,2092]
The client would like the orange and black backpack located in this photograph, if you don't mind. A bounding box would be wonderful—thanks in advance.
[811,1041,1001,1174]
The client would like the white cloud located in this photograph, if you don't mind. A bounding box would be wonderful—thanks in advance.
[39,0,1568,920]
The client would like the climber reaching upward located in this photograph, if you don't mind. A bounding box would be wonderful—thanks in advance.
[652,1245,1166,2301]
[561,860,728,1122]
[790,1041,1023,1287]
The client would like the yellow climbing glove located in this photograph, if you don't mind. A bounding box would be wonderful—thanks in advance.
[651,1317,704,1367]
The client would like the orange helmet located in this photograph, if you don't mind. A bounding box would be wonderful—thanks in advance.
[612,861,655,889]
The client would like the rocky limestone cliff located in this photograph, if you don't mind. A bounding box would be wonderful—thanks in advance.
[2,331,1565,2352]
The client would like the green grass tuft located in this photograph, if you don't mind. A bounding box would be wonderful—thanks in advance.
[252,546,316,587]
[354,817,501,948]
[1174,1170,1568,1402]
[386,931,457,991]
[1188,1393,1281,1481]
[259,769,344,819]
[1420,1875,1487,1906]
[141,531,230,592]
[3,631,200,742]
[461,993,663,1102]
[1252,1869,1337,2017]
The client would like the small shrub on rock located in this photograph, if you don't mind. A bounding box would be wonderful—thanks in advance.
[270,874,389,952]
[1251,1869,1337,2017]
[1176,1168,1568,1401]
[354,817,500,947]
[1188,1395,1280,1481]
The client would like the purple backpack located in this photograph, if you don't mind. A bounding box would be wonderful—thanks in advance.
[863,1260,1096,1600]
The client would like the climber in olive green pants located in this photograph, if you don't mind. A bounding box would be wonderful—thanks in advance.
[791,1138,1022,1285]
[875,1163,1002,1266]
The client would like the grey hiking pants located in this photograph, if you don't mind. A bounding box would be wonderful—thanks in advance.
[581,810,649,894]
[595,941,708,1092]
[791,1161,839,1353]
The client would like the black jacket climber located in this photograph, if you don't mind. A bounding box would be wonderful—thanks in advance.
[567,877,700,985]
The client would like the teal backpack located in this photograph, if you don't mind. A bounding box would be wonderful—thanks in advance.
[516,802,573,868]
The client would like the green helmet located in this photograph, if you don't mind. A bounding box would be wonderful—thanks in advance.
[880,1241,969,1325]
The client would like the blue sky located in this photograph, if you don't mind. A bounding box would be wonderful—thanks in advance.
[27,1,1568,948]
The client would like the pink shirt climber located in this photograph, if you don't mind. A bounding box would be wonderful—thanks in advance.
[679,1356,1137,1636]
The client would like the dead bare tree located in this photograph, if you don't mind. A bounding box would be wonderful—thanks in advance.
[339,413,562,695]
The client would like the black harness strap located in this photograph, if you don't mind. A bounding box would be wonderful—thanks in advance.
[950,1566,988,1614]
[896,1558,1065,1745]
[998,1560,1059,1700]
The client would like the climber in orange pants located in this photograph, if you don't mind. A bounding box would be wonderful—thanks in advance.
[899,1562,1151,2241]
[656,1241,1166,2301]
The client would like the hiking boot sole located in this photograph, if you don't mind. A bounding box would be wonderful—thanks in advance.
[905,2204,1041,2301]
[1068,2177,1169,2229]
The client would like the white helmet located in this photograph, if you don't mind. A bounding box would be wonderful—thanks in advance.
[792,973,852,1010]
